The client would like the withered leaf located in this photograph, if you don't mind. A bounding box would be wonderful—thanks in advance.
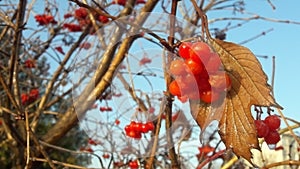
[191,38,282,162]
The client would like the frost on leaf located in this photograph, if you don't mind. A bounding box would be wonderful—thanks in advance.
[190,38,282,163]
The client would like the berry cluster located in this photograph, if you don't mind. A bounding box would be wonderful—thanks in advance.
[21,89,39,105]
[24,59,36,68]
[99,106,113,112]
[169,42,232,103]
[34,14,57,26]
[255,115,281,145]
[124,121,155,139]
[128,160,139,169]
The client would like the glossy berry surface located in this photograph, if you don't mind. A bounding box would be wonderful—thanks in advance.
[200,91,220,103]
[189,42,211,64]
[265,130,280,145]
[178,42,192,59]
[169,80,182,97]
[169,59,187,76]
[128,160,139,169]
[185,58,203,75]
[254,120,270,138]
[264,115,281,130]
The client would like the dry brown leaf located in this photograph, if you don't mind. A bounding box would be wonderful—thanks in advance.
[190,38,282,163]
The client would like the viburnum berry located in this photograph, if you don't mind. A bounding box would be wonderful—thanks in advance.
[75,7,88,19]
[128,160,139,169]
[178,42,193,59]
[98,15,109,23]
[264,130,280,145]
[24,59,35,68]
[254,120,270,138]
[185,58,203,75]
[102,153,110,159]
[264,115,281,130]
[21,93,29,105]
[88,138,98,145]
[146,121,155,131]
[209,72,232,92]
[206,53,222,73]
[169,59,187,76]
[169,80,182,97]
[115,119,120,125]
[189,42,211,64]
[63,23,82,32]
[200,91,220,103]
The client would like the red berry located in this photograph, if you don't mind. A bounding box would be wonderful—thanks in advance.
[146,122,155,131]
[75,7,88,19]
[21,93,29,105]
[189,42,211,64]
[185,58,203,75]
[124,125,132,133]
[200,91,220,103]
[254,120,270,138]
[178,42,193,59]
[129,160,139,169]
[115,119,120,125]
[88,138,98,145]
[169,59,187,76]
[29,89,39,101]
[141,123,149,133]
[169,80,182,97]
[102,153,110,159]
[133,122,143,132]
[264,115,281,130]
[264,130,280,145]
[24,59,35,68]
[206,53,222,73]
[209,72,232,92]
[127,130,142,139]
[98,15,109,23]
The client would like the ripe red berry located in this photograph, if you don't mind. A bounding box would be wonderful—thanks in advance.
[102,153,110,159]
[146,122,155,131]
[206,53,222,73]
[264,115,281,130]
[88,138,98,145]
[169,59,187,76]
[254,120,270,138]
[264,130,280,145]
[129,160,139,169]
[115,119,120,125]
[178,42,193,59]
[127,130,142,139]
[141,123,149,133]
[169,80,182,97]
[185,58,203,75]
[75,7,88,19]
[189,42,211,64]
[21,93,29,105]
[200,91,220,103]
[209,72,232,92]
[98,15,109,23]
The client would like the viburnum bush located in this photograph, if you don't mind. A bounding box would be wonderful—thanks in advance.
[0,0,299,169]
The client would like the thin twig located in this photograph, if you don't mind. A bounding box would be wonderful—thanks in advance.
[25,109,30,169]
[30,157,94,169]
